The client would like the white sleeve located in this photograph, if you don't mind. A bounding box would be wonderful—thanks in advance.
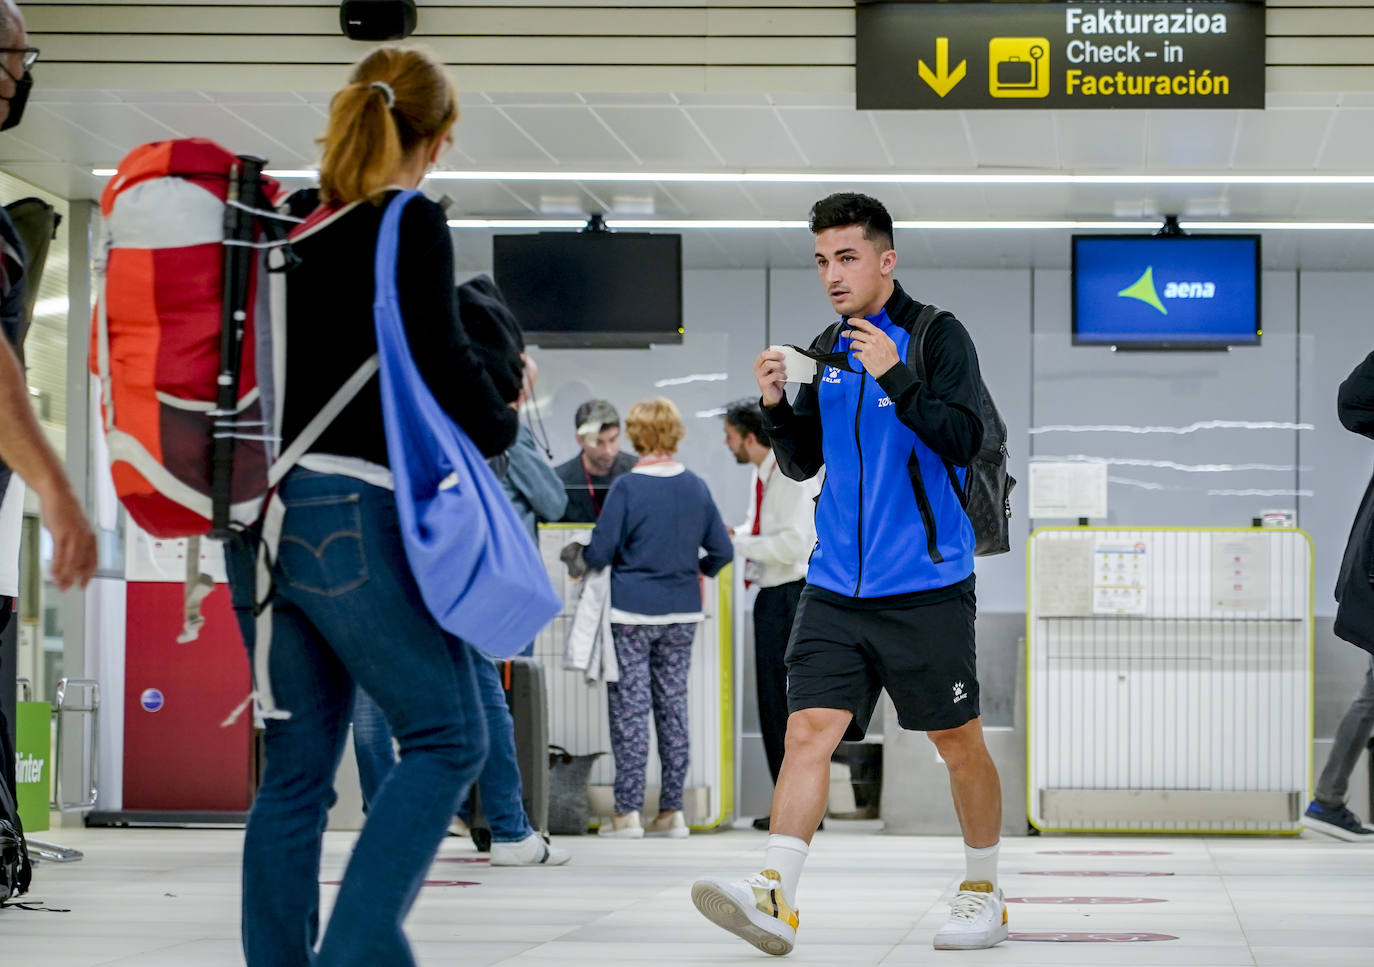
[730,476,817,567]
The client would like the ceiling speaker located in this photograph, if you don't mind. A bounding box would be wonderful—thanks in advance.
[339,1,417,41]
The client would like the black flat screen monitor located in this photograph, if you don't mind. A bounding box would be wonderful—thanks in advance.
[1072,234,1261,350]
[493,232,683,348]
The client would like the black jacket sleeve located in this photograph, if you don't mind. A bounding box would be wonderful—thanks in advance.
[762,327,832,482]
[875,315,985,467]
[1338,350,1374,441]
[396,199,518,458]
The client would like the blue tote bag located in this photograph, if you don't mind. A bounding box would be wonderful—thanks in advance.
[372,190,560,656]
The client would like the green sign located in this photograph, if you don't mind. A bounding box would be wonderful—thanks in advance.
[15,701,49,832]
[857,1,1265,110]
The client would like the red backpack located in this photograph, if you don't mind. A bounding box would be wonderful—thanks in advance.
[91,138,295,540]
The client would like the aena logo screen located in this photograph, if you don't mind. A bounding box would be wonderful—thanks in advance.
[1072,235,1260,347]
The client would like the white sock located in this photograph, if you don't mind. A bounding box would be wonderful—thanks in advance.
[763,834,809,907]
[964,841,999,890]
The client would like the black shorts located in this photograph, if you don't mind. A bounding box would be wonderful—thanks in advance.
[785,584,979,740]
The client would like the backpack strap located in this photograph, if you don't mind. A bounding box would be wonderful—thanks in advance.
[907,302,953,383]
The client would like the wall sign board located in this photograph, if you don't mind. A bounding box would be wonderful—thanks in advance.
[857,1,1265,110]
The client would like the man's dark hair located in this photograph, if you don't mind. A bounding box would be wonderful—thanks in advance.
[724,398,769,446]
[574,398,620,433]
[808,192,895,252]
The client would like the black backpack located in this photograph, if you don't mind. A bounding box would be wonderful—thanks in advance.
[0,770,32,901]
[909,304,1015,556]
[815,304,1015,557]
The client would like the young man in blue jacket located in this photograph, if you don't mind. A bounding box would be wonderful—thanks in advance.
[693,193,1005,955]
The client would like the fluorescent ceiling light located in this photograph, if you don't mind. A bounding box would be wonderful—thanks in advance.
[90,167,1374,186]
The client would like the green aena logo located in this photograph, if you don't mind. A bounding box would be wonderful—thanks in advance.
[1117,266,1216,315]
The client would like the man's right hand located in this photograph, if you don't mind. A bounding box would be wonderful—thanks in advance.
[40,486,97,591]
[754,348,788,408]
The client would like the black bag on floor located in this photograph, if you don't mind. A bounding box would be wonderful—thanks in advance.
[469,657,550,849]
[0,766,31,900]
[548,745,604,835]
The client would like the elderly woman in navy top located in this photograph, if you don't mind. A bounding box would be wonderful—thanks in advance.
[585,396,733,840]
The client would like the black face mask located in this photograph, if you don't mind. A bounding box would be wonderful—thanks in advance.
[0,71,32,131]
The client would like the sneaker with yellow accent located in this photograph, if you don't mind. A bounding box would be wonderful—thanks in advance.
[691,869,798,957]
[932,880,1007,950]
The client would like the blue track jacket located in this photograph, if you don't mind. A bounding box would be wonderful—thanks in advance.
[764,280,985,599]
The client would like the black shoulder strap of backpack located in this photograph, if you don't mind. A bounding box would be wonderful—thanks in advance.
[818,319,845,353]
[908,303,953,383]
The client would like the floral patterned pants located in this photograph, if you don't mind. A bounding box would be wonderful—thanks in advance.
[607,622,696,814]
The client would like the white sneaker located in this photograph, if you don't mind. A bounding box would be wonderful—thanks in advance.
[646,810,690,839]
[932,880,1008,950]
[489,833,571,867]
[692,870,798,957]
[597,810,645,839]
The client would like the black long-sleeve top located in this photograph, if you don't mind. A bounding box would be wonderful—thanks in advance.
[281,190,517,464]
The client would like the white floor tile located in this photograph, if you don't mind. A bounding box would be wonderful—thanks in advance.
[4,825,1373,966]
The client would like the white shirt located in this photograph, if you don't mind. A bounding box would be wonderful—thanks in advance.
[731,451,820,589]
[0,473,23,597]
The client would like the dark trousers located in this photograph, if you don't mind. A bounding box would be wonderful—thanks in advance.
[753,580,804,785]
[1,597,15,800]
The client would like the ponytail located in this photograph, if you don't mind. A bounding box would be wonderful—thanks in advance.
[318,46,458,207]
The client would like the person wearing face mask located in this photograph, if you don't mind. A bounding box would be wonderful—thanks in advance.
[0,0,96,865]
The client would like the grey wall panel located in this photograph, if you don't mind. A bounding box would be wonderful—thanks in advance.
[1297,272,1374,617]
[1031,269,1302,532]
[483,268,765,525]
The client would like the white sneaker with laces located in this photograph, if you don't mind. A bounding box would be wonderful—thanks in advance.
[691,869,798,957]
[932,880,1007,950]
[489,833,571,867]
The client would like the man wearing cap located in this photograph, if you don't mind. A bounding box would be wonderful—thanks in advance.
[555,399,637,523]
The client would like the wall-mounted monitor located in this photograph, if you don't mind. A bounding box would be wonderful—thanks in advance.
[492,232,683,348]
[1072,234,1261,350]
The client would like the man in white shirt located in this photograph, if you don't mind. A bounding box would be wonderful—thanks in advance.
[723,399,819,829]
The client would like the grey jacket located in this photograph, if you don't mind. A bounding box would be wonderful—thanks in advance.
[500,424,568,540]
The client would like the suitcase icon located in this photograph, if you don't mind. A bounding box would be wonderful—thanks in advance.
[998,57,1034,86]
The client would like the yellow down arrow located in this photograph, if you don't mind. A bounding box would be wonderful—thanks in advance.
[918,37,967,97]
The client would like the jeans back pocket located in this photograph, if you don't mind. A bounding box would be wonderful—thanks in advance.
[277,493,369,597]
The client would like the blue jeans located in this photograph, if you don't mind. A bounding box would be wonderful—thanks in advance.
[226,469,488,967]
[353,656,534,843]
[350,686,396,813]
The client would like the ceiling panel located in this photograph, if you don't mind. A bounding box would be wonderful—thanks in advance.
[869,112,976,170]
[1055,113,1148,169]
[963,112,1059,169]
[131,102,300,165]
[14,106,122,164]
[651,180,763,217]
[0,128,60,163]
[777,108,891,168]
[40,102,180,161]
[683,107,806,167]
[1232,110,1332,170]
[593,107,721,167]
[1315,108,1374,170]
[1146,111,1238,169]
[214,104,323,164]
[499,105,639,166]
[452,105,554,166]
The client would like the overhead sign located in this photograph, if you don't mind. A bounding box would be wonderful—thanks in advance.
[857,1,1265,110]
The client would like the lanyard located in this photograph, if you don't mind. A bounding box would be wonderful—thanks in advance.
[582,462,604,516]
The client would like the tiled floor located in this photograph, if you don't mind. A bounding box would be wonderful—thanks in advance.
[5,820,1374,965]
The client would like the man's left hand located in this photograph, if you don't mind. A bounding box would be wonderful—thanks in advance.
[843,317,900,379]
